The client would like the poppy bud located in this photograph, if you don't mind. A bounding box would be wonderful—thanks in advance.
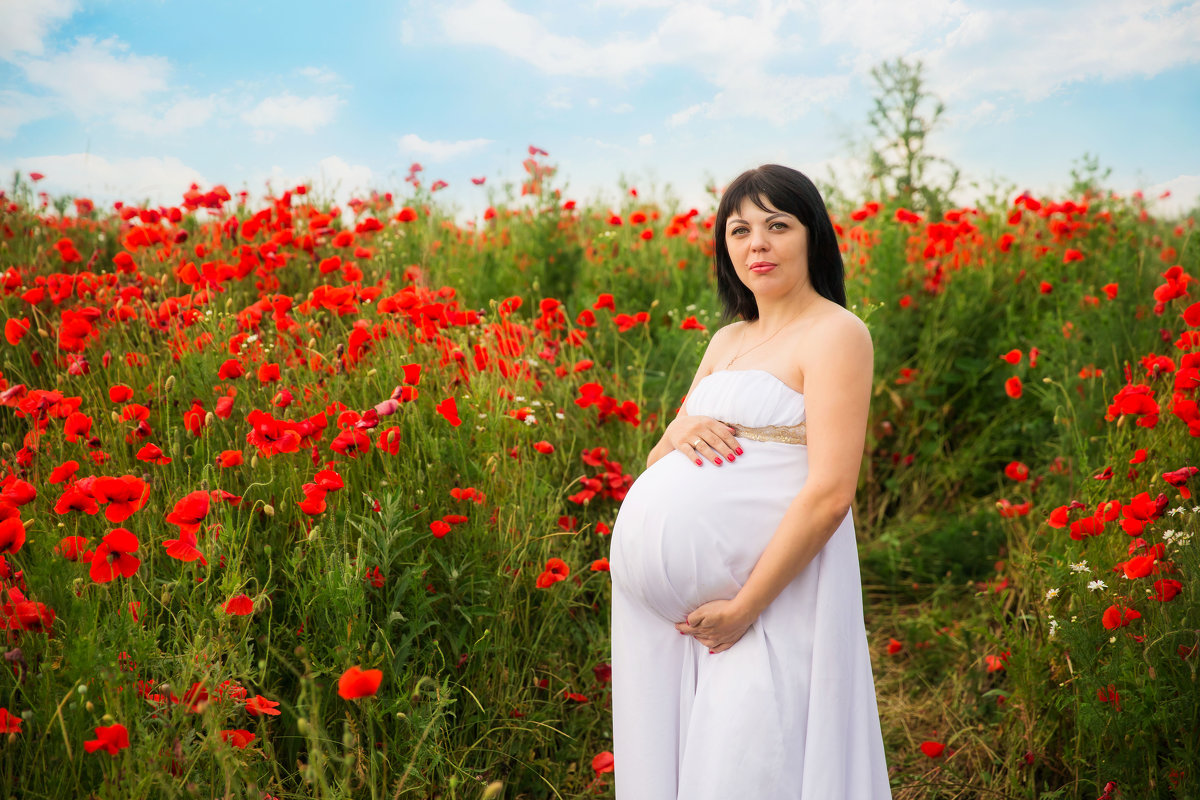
[262,504,274,517]
[204,412,215,427]
[165,375,175,392]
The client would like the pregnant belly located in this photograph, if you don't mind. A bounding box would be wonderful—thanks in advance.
[610,446,805,622]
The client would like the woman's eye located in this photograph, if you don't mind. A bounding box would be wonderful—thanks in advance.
[770,222,787,230]
[730,226,748,236]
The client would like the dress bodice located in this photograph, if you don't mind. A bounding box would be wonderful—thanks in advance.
[684,369,806,429]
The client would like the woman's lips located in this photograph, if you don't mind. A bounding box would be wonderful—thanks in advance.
[749,262,776,273]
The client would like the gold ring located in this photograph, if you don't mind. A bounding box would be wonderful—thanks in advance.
[692,438,703,448]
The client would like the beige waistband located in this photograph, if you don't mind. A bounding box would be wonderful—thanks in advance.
[720,420,807,446]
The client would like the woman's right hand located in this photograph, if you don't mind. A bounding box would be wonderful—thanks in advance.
[665,413,743,466]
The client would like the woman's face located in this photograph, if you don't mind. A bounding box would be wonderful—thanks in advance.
[724,196,810,304]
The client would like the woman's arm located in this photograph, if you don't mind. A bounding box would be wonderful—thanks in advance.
[675,312,874,650]
[645,323,744,469]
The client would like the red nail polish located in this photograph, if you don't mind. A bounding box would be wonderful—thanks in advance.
[736,447,744,455]
[695,458,702,466]
[727,454,735,461]
[714,457,722,465]
[708,650,715,654]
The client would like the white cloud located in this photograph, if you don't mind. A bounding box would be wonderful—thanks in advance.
[252,156,374,210]
[117,95,218,136]
[299,66,340,84]
[398,133,492,161]
[638,133,654,146]
[671,71,850,126]
[922,2,1200,102]
[242,92,342,132]
[545,87,573,109]
[22,36,170,115]
[0,90,55,138]
[1144,174,1200,218]
[437,0,782,79]
[0,0,75,59]
[6,153,207,206]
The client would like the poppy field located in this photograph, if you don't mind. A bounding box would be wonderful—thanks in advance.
[0,154,1197,800]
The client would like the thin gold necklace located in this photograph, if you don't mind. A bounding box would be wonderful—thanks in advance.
[724,307,807,369]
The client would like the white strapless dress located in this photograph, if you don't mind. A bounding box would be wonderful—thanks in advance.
[609,369,891,799]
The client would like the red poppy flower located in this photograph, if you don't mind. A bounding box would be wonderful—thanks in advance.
[297,485,327,515]
[84,723,129,755]
[165,490,210,535]
[63,412,92,443]
[592,751,615,778]
[1153,579,1182,602]
[1101,605,1141,630]
[91,476,150,523]
[56,535,91,561]
[89,528,140,583]
[1004,376,1022,399]
[55,483,100,516]
[136,443,172,465]
[49,460,80,484]
[920,741,945,758]
[435,397,461,426]
[0,517,25,555]
[217,359,244,380]
[430,520,451,538]
[216,450,243,468]
[4,318,30,346]
[163,530,207,565]
[1004,461,1029,482]
[244,694,280,716]
[533,441,555,454]
[1000,349,1022,365]
[1163,466,1198,499]
[0,707,21,734]
[536,558,570,588]
[337,665,383,699]
[219,729,256,748]
[887,638,903,655]
[590,557,610,572]
[224,594,254,615]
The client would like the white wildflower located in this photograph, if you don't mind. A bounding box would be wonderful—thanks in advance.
[1167,506,1184,517]
[1048,617,1059,639]
[531,400,542,407]
[1045,588,1060,601]
[1087,579,1107,591]
[1069,560,1089,573]
[555,412,565,420]
[513,396,526,402]
[523,415,537,426]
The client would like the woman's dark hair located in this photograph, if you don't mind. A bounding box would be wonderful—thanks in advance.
[713,164,846,320]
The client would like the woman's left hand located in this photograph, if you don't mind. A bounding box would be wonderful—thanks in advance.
[675,599,755,653]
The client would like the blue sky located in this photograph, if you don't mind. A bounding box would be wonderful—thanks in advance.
[2,0,1199,217]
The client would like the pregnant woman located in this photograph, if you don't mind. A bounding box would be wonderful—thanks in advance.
[609,165,892,799]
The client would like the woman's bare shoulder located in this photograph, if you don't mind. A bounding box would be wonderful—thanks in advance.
[811,303,872,349]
